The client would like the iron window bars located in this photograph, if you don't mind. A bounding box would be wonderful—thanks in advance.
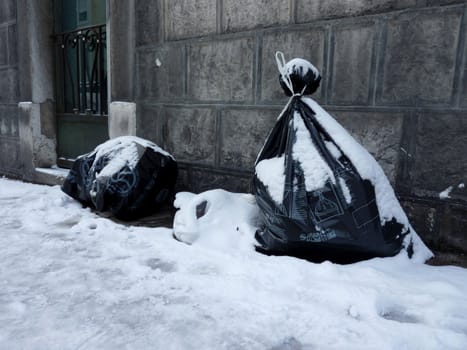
[55,24,107,115]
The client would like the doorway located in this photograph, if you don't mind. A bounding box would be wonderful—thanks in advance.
[54,0,108,167]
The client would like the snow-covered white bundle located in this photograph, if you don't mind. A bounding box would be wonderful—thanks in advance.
[172,190,259,252]
[253,52,432,263]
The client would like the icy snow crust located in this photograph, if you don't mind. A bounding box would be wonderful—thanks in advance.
[1,178,467,349]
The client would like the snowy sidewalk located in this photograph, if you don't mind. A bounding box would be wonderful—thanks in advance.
[1,178,467,349]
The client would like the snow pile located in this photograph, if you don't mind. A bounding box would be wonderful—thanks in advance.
[1,179,467,349]
[172,189,259,252]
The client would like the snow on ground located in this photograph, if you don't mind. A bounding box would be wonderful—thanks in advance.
[1,178,467,350]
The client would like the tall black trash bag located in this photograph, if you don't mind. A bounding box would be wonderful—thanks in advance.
[62,136,177,220]
[253,53,431,263]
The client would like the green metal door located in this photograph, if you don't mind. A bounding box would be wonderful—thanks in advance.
[54,0,108,167]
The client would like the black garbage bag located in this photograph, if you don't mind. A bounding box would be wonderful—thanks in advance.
[253,53,429,263]
[62,136,177,220]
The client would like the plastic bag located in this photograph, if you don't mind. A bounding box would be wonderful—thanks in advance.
[253,53,430,263]
[62,136,177,220]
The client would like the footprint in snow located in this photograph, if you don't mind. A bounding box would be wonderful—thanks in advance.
[269,337,312,350]
[377,303,419,324]
[53,214,82,228]
[145,258,176,273]
[2,219,22,229]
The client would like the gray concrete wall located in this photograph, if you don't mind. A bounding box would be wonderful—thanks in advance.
[15,0,56,179]
[0,0,21,177]
[135,0,467,262]
[0,0,58,182]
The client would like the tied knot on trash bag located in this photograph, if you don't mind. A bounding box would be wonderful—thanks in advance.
[276,51,321,97]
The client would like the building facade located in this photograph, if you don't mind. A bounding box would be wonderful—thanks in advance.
[1,0,466,263]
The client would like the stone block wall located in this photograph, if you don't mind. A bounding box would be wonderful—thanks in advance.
[0,0,21,177]
[135,0,467,261]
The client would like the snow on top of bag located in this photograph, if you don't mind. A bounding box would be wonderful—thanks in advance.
[90,136,173,179]
[284,58,319,79]
[255,113,337,205]
[301,97,432,261]
[256,155,286,204]
[292,111,335,190]
[301,98,402,223]
[277,54,321,97]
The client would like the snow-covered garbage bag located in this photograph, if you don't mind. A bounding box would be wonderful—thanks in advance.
[62,136,177,220]
[253,52,432,263]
